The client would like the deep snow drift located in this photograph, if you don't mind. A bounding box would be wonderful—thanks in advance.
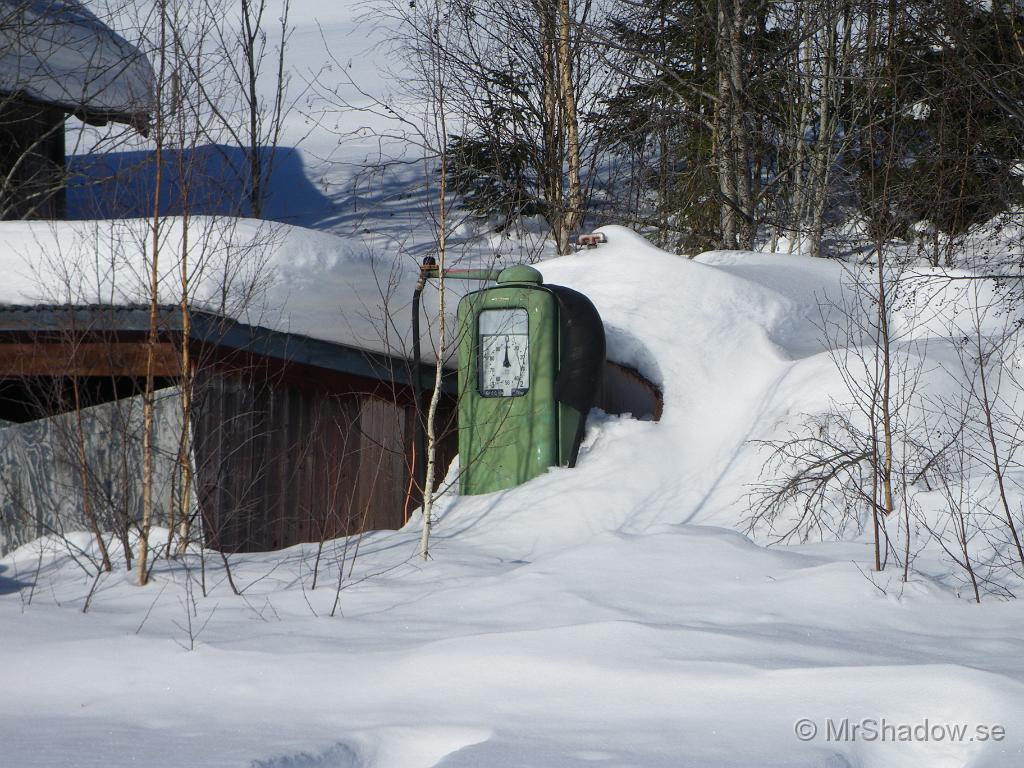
[2,225,1023,768]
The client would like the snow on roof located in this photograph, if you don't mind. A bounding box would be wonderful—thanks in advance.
[0,216,463,363]
[0,0,153,125]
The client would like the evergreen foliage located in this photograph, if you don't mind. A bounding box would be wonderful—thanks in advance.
[438,0,1024,255]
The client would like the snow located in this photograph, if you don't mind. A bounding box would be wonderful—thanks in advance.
[2,2,1024,766]
[0,216,467,360]
[0,0,152,119]
[3,225,1024,767]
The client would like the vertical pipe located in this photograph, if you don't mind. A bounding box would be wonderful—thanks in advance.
[411,257,435,505]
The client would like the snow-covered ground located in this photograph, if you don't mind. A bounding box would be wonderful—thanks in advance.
[2,3,1024,767]
[3,226,1024,767]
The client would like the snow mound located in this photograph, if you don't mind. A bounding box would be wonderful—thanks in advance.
[429,226,849,552]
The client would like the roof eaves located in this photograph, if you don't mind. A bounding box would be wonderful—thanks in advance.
[0,304,456,393]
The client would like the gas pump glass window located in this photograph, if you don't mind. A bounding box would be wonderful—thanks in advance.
[478,308,530,397]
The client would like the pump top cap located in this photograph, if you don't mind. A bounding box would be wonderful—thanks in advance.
[497,265,543,285]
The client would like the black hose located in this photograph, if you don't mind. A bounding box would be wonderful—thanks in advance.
[412,256,436,504]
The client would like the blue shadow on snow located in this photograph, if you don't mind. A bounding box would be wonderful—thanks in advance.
[66,144,338,227]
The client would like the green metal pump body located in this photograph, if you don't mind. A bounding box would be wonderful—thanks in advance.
[456,265,605,495]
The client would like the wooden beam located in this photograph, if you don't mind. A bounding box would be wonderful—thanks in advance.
[0,342,181,377]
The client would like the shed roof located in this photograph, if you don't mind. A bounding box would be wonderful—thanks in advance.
[0,0,153,127]
[0,304,456,393]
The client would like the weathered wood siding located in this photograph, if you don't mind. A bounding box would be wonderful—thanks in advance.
[192,370,421,553]
[356,396,408,532]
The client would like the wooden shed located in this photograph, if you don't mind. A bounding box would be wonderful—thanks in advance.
[0,305,456,554]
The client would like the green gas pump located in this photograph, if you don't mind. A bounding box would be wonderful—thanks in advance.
[417,263,605,495]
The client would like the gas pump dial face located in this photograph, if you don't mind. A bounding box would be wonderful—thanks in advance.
[478,308,530,397]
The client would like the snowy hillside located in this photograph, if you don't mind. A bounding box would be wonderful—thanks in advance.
[3,225,1024,768]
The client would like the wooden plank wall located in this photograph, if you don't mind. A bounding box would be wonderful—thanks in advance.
[0,326,460,554]
[192,370,421,553]
[356,397,407,532]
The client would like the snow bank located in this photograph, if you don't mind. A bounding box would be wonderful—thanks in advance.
[422,226,854,555]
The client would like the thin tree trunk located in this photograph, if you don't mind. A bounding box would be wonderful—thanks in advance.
[869,399,882,571]
[789,24,812,253]
[808,19,835,257]
[556,0,583,253]
[715,0,736,248]
[656,0,669,247]
[729,0,752,248]
[420,158,447,560]
[242,0,263,217]
[139,0,168,587]
[118,394,132,571]
[175,218,194,557]
[876,248,895,523]
[535,0,563,251]
[420,16,450,560]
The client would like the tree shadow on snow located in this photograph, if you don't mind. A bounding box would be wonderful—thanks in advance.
[249,741,362,768]
[0,563,32,595]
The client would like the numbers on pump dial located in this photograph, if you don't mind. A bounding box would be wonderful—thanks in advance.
[478,308,530,397]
